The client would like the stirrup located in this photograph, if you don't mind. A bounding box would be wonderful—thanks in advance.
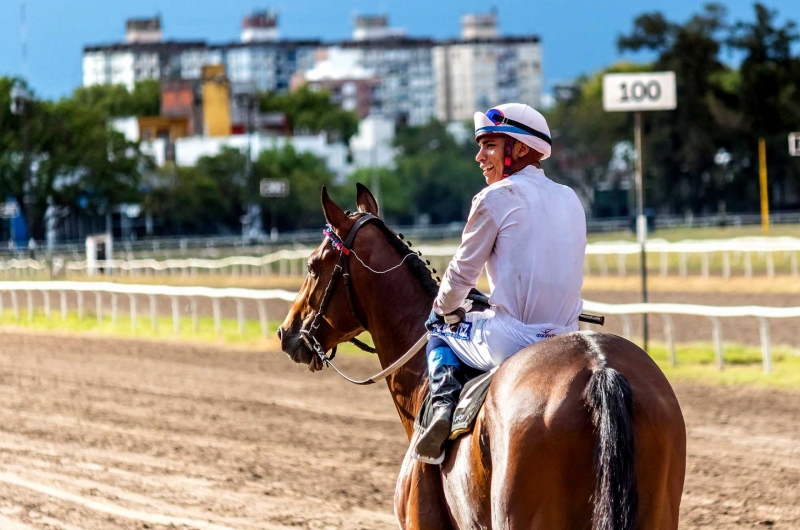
[412,450,445,465]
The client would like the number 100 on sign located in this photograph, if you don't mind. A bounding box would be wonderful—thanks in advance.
[603,72,677,112]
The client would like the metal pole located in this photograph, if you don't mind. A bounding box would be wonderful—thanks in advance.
[758,138,770,235]
[634,111,649,351]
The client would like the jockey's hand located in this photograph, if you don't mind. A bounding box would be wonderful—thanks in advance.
[444,307,467,327]
[425,309,444,331]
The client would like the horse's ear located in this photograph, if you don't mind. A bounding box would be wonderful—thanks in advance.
[321,186,348,228]
[355,182,380,217]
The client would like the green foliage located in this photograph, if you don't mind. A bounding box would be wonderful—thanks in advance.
[70,80,161,118]
[547,3,800,216]
[0,77,146,239]
[391,120,483,224]
[259,85,359,143]
[143,144,335,234]
[253,144,335,231]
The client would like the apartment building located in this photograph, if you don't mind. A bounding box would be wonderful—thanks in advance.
[433,12,543,121]
[82,13,318,94]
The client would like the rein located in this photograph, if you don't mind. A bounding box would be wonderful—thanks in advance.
[300,213,427,385]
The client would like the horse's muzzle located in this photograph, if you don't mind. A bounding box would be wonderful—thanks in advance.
[278,326,314,365]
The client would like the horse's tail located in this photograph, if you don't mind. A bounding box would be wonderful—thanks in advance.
[584,363,638,530]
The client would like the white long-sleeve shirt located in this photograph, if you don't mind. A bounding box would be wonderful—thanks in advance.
[434,165,586,327]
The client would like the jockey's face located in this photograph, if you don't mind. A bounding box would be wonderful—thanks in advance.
[476,135,506,185]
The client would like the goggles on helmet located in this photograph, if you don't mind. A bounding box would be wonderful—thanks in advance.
[484,108,552,146]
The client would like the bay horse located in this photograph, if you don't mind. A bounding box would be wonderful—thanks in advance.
[278,184,686,529]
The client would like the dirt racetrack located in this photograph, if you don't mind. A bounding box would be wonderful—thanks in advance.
[0,331,797,529]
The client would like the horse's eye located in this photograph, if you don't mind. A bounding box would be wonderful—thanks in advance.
[307,263,317,277]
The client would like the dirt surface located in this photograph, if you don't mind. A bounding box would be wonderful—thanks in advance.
[0,331,797,529]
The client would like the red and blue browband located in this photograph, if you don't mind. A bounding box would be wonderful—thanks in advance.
[323,225,350,255]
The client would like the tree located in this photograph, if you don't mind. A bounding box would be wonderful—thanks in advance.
[259,85,359,143]
[390,120,484,224]
[253,145,335,231]
[617,3,733,214]
[143,166,231,235]
[0,77,148,240]
[726,3,800,209]
[544,64,643,212]
[69,80,161,118]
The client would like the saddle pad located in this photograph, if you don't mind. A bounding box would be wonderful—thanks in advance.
[414,367,498,441]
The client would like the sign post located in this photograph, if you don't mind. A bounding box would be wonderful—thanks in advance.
[789,132,800,157]
[260,179,290,239]
[759,138,770,235]
[603,71,677,352]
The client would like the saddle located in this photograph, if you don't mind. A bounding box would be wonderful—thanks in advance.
[414,289,604,442]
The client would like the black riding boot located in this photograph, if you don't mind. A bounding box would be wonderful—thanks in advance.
[415,364,463,462]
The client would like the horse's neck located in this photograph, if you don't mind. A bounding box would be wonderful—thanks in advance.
[362,276,432,439]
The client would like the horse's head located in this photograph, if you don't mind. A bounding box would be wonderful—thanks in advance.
[278,183,384,371]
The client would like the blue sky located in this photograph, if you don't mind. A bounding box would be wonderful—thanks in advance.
[0,0,797,100]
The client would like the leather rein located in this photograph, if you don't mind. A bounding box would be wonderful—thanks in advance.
[300,213,427,386]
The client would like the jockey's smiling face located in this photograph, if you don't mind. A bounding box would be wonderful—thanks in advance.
[475,134,532,186]
[475,135,506,185]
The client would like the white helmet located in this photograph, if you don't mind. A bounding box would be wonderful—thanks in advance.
[473,103,552,160]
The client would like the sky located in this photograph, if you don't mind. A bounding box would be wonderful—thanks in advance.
[0,0,797,100]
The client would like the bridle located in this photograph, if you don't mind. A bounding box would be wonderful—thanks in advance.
[299,213,428,385]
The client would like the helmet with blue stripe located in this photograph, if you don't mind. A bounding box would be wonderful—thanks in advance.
[474,103,552,161]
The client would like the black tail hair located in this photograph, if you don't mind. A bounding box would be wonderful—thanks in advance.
[584,365,638,530]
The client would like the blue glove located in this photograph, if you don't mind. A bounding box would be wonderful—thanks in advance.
[425,308,444,331]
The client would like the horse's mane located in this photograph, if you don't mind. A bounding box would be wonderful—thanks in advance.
[354,212,440,298]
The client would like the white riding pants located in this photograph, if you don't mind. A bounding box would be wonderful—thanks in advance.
[429,309,578,372]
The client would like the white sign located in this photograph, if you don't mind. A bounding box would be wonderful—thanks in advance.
[603,72,677,112]
[790,132,800,156]
[0,202,19,219]
[260,179,290,198]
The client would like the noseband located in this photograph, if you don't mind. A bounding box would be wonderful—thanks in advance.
[300,213,380,363]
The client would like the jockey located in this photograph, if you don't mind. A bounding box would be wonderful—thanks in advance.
[414,103,587,463]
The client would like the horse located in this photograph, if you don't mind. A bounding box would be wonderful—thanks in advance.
[278,184,686,529]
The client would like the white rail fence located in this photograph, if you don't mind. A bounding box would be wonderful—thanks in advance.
[0,282,797,374]
[0,281,295,338]
[2,237,798,280]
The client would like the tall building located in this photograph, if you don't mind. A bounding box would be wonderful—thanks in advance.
[82,13,318,94]
[317,16,437,126]
[433,11,542,121]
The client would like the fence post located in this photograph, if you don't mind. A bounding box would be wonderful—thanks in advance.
[662,314,676,367]
[149,295,158,333]
[171,296,180,335]
[257,300,268,338]
[616,254,627,277]
[620,314,632,342]
[701,253,710,280]
[129,294,138,331]
[212,299,222,335]
[59,291,67,321]
[722,251,731,279]
[744,252,753,278]
[679,253,688,278]
[598,254,608,277]
[0,291,4,316]
[191,297,198,333]
[112,294,118,326]
[236,299,245,336]
[758,317,772,375]
[709,316,724,370]
[660,252,668,277]
[26,290,33,321]
[77,291,84,321]
[791,252,798,279]
[44,291,50,320]
[765,252,775,278]
[95,292,102,323]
